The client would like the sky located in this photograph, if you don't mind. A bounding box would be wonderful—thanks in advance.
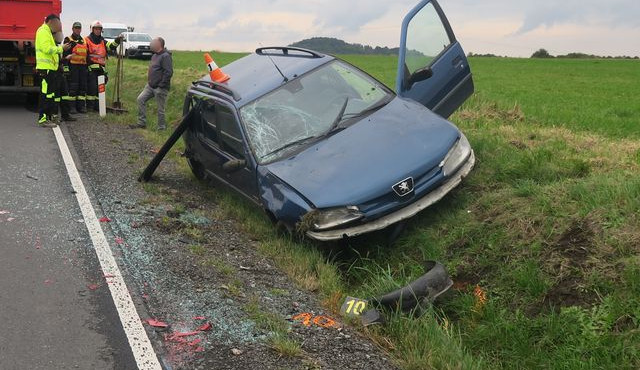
[60,0,640,57]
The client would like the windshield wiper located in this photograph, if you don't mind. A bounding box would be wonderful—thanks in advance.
[340,98,391,121]
[263,135,318,158]
[324,97,350,135]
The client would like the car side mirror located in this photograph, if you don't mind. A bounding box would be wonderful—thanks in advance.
[406,67,433,89]
[222,159,246,173]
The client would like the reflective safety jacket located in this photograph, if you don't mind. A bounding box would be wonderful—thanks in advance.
[85,34,119,68]
[64,35,88,65]
[35,23,62,71]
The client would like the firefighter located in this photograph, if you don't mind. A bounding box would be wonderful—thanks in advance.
[35,14,72,127]
[63,22,88,113]
[85,20,123,112]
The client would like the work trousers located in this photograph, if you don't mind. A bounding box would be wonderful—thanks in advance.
[137,84,169,129]
[57,69,72,117]
[67,63,88,112]
[37,69,57,123]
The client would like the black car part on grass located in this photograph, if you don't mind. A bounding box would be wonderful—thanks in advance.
[373,261,453,312]
[344,261,453,326]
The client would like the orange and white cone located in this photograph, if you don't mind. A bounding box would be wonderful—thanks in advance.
[204,53,230,83]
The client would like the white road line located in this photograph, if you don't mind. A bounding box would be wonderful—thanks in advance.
[53,127,162,370]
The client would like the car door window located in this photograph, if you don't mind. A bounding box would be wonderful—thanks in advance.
[405,2,452,75]
[201,101,219,144]
[395,0,474,118]
[217,105,246,159]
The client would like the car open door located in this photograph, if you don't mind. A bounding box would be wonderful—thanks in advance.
[396,0,474,118]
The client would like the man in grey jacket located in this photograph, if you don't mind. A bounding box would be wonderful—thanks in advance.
[133,37,173,130]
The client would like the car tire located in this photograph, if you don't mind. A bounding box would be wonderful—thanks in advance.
[187,157,206,180]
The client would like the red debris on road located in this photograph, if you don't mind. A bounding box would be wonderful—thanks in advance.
[145,318,169,328]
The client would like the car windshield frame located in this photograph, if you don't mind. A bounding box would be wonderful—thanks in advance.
[127,33,152,42]
[239,59,394,165]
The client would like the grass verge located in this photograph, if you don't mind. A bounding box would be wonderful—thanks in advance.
[102,52,640,369]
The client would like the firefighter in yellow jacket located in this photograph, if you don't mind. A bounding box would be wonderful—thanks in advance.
[85,20,123,112]
[35,14,72,127]
[63,22,88,113]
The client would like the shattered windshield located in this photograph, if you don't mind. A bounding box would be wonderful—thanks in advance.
[240,60,392,164]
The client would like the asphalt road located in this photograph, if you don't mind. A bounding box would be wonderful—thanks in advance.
[0,97,137,369]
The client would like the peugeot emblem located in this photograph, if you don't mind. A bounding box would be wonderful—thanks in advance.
[392,177,414,197]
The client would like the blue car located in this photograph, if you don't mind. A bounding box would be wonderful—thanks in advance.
[181,0,475,241]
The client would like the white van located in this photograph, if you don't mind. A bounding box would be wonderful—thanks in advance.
[120,32,153,59]
[101,22,128,43]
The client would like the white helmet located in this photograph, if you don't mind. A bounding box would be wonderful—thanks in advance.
[90,20,103,29]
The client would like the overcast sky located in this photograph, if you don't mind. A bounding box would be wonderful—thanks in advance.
[61,0,640,57]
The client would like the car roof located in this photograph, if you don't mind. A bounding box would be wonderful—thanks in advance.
[196,47,335,107]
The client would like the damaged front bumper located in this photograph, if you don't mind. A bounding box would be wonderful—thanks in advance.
[306,151,476,241]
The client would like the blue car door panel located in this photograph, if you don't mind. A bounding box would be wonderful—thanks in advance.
[198,99,260,203]
[396,0,474,118]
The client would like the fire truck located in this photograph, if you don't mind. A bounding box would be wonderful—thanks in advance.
[0,0,62,97]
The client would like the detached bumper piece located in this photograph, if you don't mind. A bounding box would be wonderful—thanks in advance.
[341,261,453,326]
[374,261,453,312]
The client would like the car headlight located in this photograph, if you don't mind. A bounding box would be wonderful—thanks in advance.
[311,206,364,231]
[441,133,472,177]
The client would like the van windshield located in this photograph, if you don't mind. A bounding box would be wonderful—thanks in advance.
[103,28,128,39]
[128,34,152,42]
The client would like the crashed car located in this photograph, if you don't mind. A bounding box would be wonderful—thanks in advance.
[181,0,475,241]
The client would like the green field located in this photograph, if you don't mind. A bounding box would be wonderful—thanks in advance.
[105,52,640,369]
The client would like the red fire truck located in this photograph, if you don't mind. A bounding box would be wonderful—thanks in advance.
[0,0,62,97]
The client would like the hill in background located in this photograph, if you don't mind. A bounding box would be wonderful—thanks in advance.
[290,37,399,55]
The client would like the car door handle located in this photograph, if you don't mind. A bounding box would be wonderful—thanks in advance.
[452,55,463,67]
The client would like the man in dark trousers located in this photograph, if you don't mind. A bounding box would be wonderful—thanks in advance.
[132,37,173,130]
[63,22,88,113]
[35,14,72,127]
[85,20,122,112]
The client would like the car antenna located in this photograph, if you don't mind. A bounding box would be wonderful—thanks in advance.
[260,43,288,83]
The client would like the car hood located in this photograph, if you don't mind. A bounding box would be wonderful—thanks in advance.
[263,97,461,209]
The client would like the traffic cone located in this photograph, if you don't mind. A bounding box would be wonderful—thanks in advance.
[204,53,230,83]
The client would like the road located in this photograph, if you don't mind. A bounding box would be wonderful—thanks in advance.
[0,98,142,369]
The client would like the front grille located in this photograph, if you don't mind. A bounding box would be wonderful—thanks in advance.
[138,45,150,50]
[358,165,443,217]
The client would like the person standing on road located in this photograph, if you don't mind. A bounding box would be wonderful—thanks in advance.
[133,37,173,130]
[63,22,88,113]
[53,30,76,122]
[85,21,122,112]
[35,14,72,127]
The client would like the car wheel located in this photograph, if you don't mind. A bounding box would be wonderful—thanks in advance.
[187,157,206,180]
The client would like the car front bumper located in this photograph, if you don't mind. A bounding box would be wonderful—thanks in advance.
[306,150,476,241]
[127,49,153,58]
